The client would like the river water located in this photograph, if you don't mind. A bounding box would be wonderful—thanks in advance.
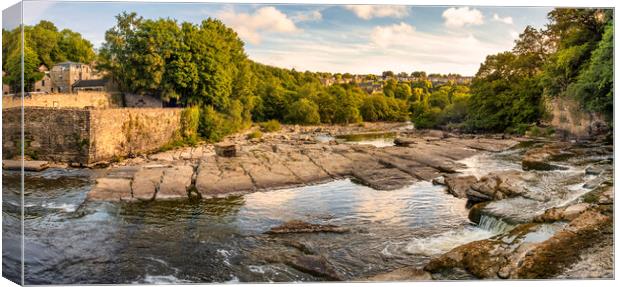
[1,141,605,284]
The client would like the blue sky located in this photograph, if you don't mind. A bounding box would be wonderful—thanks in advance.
[13,1,552,75]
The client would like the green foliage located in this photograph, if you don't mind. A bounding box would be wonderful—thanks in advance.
[180,106,200,143]
[2,20,95,92]
[246,130,263,139]
[285,98,321,125]
[410,102,442,129]
[99,12,254,114]
[259,120,282,132]
[466,8,613,132]
[2,44,43,92]
[467,51,544,132]
[199,106,232,142]
[409,83,472,129]
[360,94,409,122]
[567,22,613,121]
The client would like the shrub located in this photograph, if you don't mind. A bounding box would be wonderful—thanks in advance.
[260,119,281,132]
[199,106,229,142]
[247,130,263,139]
[285,99,321,125]
[180,106,200,143]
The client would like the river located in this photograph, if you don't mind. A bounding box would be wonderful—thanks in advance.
[1,139,605,283]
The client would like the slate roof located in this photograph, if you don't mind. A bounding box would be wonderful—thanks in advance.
[72,78,108,88]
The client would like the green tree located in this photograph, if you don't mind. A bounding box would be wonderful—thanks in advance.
[285,98,321,124]
[567,21,613,120]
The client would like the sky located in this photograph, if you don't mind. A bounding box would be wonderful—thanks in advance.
[7,1,553,76]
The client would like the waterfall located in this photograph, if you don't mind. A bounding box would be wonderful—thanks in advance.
[477,215,514,234]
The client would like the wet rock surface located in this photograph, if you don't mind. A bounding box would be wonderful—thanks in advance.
[423,139,614,280]
[364,267,432,281]
[522,143,572,171]
[77,123,614,281]
[426,207,612,279]
[266,220,349,234]
[443,175,477,198]
[466,170,529,203]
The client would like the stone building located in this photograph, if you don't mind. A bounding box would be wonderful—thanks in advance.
[50,61,94,93]
[72,78,117,93]
[33,65,52,93]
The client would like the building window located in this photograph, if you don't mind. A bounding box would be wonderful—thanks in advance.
[42,80,45,86]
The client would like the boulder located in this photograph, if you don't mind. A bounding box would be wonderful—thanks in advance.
[284,255,342,281]
[365,267,432,281]
[431,176,446,186]
[466,170,527,203]
[426,130,446,139]
[514,210,612,279]
[215,144,237,157]
[266,220,349,234]
[522,144,572,171]
[351,166,415,190]
[534,203,591,223]
[394,137,417,147]
[444,175,477,198]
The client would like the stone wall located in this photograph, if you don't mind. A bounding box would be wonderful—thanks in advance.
[2,107,182,164]
[547,97,607,139]
[2,91,122,109]
[88,108,182,162]
[2,107,91,162]
[123,93,163,108]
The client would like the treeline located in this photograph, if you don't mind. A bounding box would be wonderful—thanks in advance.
[2,21,96,91]
[97,12,470,142]
[466,8,613,133]
[6,8,611,143]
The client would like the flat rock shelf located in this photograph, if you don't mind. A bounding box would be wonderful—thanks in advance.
[86,136,520,202]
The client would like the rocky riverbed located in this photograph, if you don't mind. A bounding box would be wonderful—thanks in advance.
[3,122,614,283]
[86,123,520,202]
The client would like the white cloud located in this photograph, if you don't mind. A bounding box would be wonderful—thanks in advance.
[510,30,520,39]
[216,6,298,45]
[493,13,514,25]
[248,22,516,76]
[291,10,322,22]
[442,7,484,28]
[345,5,409,20]
[370,22,415,48]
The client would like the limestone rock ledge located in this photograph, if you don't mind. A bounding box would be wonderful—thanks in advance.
[86,136,520,202]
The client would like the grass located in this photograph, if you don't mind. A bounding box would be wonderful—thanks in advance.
[247,130,263,139]
[259,120,281,132]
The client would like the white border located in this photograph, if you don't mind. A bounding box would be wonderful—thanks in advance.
[0,1,617,287]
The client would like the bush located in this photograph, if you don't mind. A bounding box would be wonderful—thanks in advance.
[247,130,263,139]
[260,119,281,132]
[360,94,409,122]
[180,106,200,143]
[199,106,230,142]
[285,99,321,125]
[411,102,442,129]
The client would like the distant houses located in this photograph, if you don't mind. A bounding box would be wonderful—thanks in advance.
[317,72,473,95]
[3,61,117,95]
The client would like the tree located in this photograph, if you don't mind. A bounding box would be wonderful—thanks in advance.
[394,82,412,100]
[383,79,398,97]
[567,21,613,121]
[3,44,43,92]
[285,98,320,124]
[382,71,394,78]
